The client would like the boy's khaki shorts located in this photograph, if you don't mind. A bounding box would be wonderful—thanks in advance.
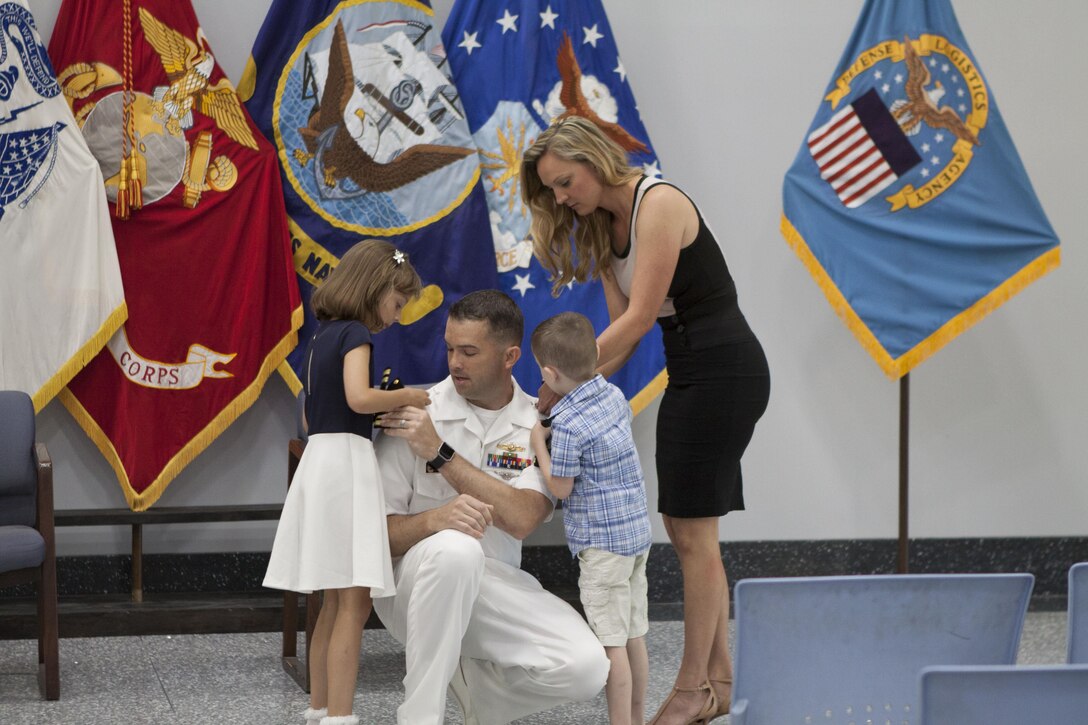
[577,547,649,647]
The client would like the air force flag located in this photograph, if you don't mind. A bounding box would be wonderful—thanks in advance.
[443,0,666,412]
[782,0,1059,379]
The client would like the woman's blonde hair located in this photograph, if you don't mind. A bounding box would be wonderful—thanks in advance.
[520,116,642,296]
[311,240,422,330]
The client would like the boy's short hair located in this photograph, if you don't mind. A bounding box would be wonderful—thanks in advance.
[449,290,524,346]
[531,312,598,382]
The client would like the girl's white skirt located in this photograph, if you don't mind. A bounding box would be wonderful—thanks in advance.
[263,433,395,597]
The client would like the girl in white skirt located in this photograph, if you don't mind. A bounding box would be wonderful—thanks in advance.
[264,240,430,725]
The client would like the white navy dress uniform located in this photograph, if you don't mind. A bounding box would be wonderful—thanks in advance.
[374,376,609,725]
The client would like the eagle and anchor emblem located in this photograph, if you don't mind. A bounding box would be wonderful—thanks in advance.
[56,6,253,209]
[52,6,254,389]
[273,1,480,235]
[811,33,988,212]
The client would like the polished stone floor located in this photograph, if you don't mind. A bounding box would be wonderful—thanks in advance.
[0,612,1070,724]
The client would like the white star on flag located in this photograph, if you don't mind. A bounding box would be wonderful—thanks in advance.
[497,9,518,34]
[512,273,535,297]
[957,87,965,97]
[922,143,930,152]
[614,58,626,82]
[642,160,661,178]
[941,63,949,72]
[874,70,883,79]
[881,83,890,93]
[930,58,938,67]
[539,5,558,29]
[921,167,930,178]
[934,133,945,143]
[931,155,940,165]
[459,31,481,55]
[894,73,903,84]
[583,24,603,47]
[958,104,966,113]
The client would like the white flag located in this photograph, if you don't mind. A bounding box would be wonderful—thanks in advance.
[0,0,125,411]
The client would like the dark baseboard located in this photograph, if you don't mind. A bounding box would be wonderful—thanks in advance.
[1,537,1083,638]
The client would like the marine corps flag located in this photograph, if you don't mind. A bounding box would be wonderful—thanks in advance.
[443,0,666,411]
[0,0,125,411]
[49,0,301,510]
[782,0,1059,379]
[241,0,497,391]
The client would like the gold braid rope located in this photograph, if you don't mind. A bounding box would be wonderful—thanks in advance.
[116,0,143,218]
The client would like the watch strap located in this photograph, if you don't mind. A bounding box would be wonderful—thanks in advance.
[428,441,455,470]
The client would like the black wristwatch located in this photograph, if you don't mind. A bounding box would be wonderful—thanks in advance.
[428,441,455,470]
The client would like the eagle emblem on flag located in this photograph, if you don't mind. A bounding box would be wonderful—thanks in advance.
[138,7,257,149]
[820,34,989,213]
[272,3,481,235]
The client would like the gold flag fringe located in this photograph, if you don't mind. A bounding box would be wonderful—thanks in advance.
[630,368,668,417]
[32,302,128,413]
[276,304,306,395]
[60,321,302,512]
[780,213,1061,380]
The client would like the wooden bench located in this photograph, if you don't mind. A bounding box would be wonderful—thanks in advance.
[53,504,283,603]
[53,496,316,693]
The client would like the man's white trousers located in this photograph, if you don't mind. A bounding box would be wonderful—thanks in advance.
[373,530,610,724]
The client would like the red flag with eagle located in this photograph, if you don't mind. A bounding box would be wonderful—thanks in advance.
[49,0,301,510]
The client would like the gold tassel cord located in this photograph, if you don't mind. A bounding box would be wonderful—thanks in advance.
[116,0,143,218]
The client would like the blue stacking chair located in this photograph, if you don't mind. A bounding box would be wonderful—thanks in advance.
[0,390,59,699]
[731,574,1034,725]
[919,665,1088,724]
[1068,562,1088,664]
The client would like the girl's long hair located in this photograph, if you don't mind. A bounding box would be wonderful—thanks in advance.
[520,116,641,296]
[311,240,421,330]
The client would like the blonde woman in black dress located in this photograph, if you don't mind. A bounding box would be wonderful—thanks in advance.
[521,117,769,725]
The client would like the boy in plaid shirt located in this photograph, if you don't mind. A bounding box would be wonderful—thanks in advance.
[530,312,652,725]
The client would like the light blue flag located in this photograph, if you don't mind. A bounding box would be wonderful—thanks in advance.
[442,0,666,412]
[782,0,1059,379]
[242,0,498,392]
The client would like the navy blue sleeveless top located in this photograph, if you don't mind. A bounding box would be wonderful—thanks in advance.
[304,319,375,439]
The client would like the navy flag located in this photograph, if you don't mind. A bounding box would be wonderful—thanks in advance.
[241,0,498,391]
[442,0,666,413]
[782,0,1059,379]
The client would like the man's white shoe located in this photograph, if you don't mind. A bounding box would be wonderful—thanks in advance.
[448,659,481,725]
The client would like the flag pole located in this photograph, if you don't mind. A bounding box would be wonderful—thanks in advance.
[897,372,910,573]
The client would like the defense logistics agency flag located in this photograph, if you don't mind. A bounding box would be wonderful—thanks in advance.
[49,0,302,510]
[782,0,1059,379]
[443,0,666,410]
[242,0,497,391]
[0,0,125,411]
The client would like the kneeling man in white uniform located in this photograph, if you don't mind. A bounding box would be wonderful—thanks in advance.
[376,290,610,725]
